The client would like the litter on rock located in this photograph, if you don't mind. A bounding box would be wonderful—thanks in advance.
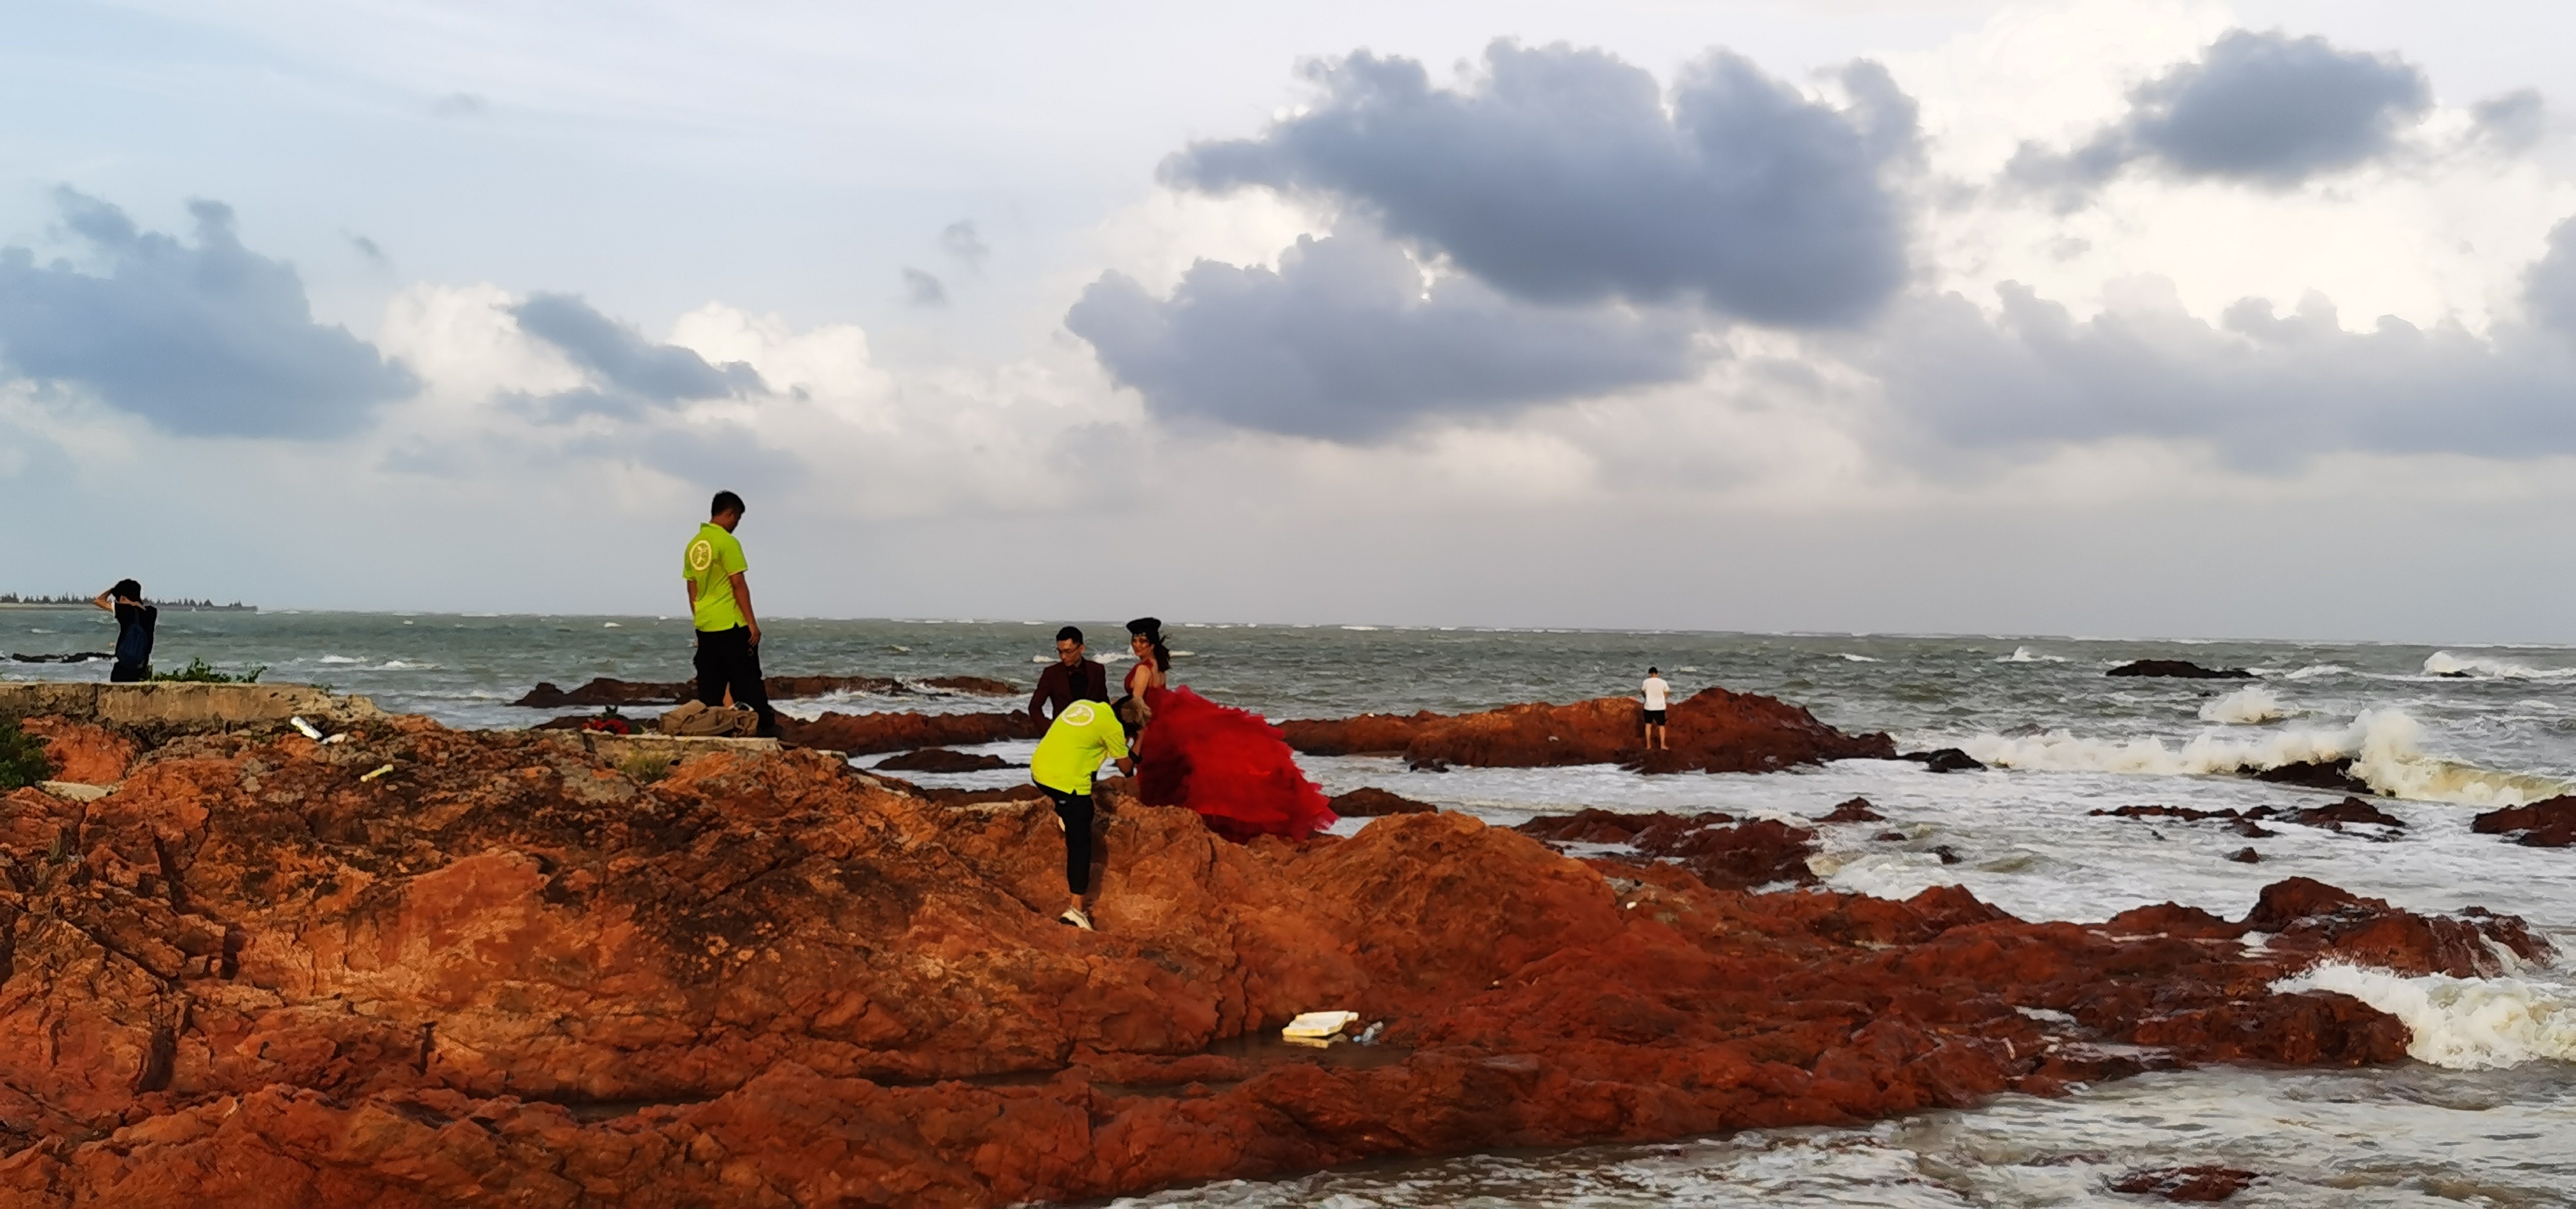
[1282,1011,1358,1040]
[359,763,395,782]
[290,717,326,740]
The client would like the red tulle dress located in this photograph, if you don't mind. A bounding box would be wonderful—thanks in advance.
[1134,686,1339,842]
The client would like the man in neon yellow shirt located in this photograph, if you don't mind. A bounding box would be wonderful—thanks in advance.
[1030,698,1133,931]
[682,489,777,737]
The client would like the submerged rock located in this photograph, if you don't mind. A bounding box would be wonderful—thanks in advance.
[2112,1166,2259,1201]
[0,725,2548,1206]
[1280,687,1894,773]
[1816,797,1885,823]
[2471,794,2576,846]
[1902,747,1987,773]
[2253,758,2373,794]
[2106,660,2254,679]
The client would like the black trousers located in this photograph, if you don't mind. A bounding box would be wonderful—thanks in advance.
[693,626,777,734]
[109,661,148,683]
[1042,786,1095,895]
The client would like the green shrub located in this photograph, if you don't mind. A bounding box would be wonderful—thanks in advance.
[150,658,266,684]
[0,717,55,790]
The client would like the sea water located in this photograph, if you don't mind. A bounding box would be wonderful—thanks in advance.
[11,615,2576,1203]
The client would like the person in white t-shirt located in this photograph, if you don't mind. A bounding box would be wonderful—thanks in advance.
[1641,667,1672,751]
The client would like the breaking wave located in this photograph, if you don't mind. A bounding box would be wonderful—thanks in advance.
[2423,651,2576,680]
[1997,646,2065,664]
[1836,653,1882,663]
[2282,663,2351,681]
[2274,964,2576,1069]
[2198,686,2289,725]
[1957,710,2570,806]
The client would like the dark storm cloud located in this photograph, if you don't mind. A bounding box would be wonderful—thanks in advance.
[1868,266,2576,463]
[1066,232,1699,441]
[508,292,762,421]
[902,268,949,307]
[2010,30,2431,200]
[1162,41,1914,327]
[0,189,417,438]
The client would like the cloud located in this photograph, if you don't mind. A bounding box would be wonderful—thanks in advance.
[2528,218,2576,340]
[1162,41,1914,327]
[901,267,948,307]
[2010,30,2431,199]
[349,234,389,268]
[2474,89,2549,153]
[0,189,417,437]
[939,220,988,268]
[1867,273,2576,463]
[431,92,487,118]
[508,292,763,420]
[1066,232,1700,441]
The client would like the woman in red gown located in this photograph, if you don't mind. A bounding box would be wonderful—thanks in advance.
[1123,617,1337,842]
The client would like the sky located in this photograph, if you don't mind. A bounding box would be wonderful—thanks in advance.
[5,0,2576,640]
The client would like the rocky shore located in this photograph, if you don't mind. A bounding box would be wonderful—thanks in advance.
[1278,686,1894,771]
[0,709,2550,1206]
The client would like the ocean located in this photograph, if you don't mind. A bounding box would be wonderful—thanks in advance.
[11,612,2576,1205]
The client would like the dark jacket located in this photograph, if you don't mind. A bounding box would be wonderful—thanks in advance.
[1029,659,1109,724]
[113,602,157,669]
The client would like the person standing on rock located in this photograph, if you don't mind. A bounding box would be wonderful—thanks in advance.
[92,579,156,683]
[1030,698,1132,931]
[1029,626,1110,725]
[1642,667,1672,751]
[683,490,777,738]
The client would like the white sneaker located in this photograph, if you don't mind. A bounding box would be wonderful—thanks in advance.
[1058,906,1095,931]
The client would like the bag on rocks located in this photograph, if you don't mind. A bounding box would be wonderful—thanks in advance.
[657,700,758,737]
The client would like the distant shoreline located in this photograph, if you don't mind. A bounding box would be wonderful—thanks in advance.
[0,602,258,612]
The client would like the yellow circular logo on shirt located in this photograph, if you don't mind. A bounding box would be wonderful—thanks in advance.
[1062,702,1097,726]
[688,540,714,573]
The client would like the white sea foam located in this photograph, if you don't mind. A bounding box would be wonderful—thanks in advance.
[1997,646,2063,663]
[2282,663,2350,680]
[2423,650,2576,679]
[602,621,621,628]
[317,655,361,665]
[1837,653,1882,663]
[2198,686,2289,725]
[2274,963,2576,1069]
[1342,625,1381,631]
[1957,709,2570,806]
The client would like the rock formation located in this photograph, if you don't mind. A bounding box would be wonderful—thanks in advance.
[777,710,1041,755]
[1278,687,1893,773]
[871,749,1019,773]
[0,718,2548,1206]
[2472,794,2576,847]
[2106,660,2255,679]
[16,717,137,785]
[515,675,1017,709]
[1325,787,1438,816]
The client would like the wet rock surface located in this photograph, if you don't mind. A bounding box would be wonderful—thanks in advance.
[2251,758,2373,794]
[0,725,2548,1206]
[1280,687,1894,773]
[871,748,1018,773]
[2111,1165,2259,1201]
[2092,798,2402,835]
[2106,660,2254,679]
[2473,794,2576,847]
[1326,787,1439,816]
[1815,797,1885,823]
[1900,748,1986,773]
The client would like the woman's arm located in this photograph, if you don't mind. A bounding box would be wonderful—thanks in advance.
[94,590,115,613]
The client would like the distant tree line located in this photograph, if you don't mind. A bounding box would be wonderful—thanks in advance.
[0,592,251,609]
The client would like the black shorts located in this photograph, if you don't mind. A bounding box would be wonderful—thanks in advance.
[1642,709,1667,725]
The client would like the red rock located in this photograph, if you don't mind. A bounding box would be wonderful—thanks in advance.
[2111,1165,2259,1201]
[1282,688,1894,772]
[513,674,1017,709]
[2472,794,2576,846]
[778,710,1042,754]
[2283,797,2404,829]
[1518,809,1815,891]
[17,715,139,784]
[1327,787,1437,816]
[0,727,2553,1207]
[1815,797,1885,823]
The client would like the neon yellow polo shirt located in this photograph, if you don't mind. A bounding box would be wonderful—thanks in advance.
[1032,700,1130,793]
[683,522,749,632]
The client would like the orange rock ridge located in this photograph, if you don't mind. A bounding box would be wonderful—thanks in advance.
[0,716,2547,1207]
[1277,686,1895,770]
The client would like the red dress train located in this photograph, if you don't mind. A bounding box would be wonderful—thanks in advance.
[1135,686,1338,842]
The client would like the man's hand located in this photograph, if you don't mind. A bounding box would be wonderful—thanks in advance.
[748,621,762,647]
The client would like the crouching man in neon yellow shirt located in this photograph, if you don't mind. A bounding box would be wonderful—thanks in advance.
[1030,698,1133,931]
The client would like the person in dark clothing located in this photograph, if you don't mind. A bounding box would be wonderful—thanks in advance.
[682,490,778,737]
[1028,625,1110,725]
[92,579,156,682]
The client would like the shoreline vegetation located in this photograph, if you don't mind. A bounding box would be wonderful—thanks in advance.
[0,592,255,611]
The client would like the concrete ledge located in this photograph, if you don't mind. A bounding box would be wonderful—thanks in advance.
[0,681,384,729]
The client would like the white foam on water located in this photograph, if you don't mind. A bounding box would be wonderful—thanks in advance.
[2198,686,2289,725]
[1957,709,2570,806]
[316,655,362,665]
[2423,650,2576,679]
[602,621,621,628]
[1996,646,2063,663]
[2274,963,2576,1069]
[2281,663,2349,680]
[1342,625,1381,631]
[1836,653,1881,663]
